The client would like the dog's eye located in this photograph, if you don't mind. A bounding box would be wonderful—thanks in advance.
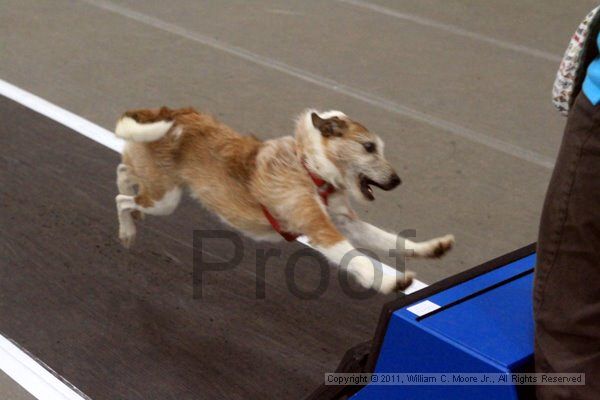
[362,142,376,153]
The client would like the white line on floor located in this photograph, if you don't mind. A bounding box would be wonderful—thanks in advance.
[334,0,561,63]
[76,0,555,170]
[0,78,428,296]
[0,335,88,400]
[0,80,123,153]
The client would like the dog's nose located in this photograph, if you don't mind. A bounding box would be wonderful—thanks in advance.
[388,173,401,188]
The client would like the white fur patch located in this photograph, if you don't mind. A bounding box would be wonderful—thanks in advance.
[317,241,377,285]
[317,240,378,290]
[117,187,182,216]
[144,187,182,216]
[171,125,184,139]
[319,110,346,119]
[295,109,345,186]
[318,240,355,264]
[115,117,174,142]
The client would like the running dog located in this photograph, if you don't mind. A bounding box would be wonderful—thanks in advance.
[114,107,454,294]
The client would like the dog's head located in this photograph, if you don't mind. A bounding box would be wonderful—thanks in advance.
[295,110,401,202]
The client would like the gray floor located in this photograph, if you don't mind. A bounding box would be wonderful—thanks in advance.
[0,371,35,400]
[1,1,597,398]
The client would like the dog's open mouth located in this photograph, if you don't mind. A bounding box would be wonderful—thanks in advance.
[359,173,401,201]
[359,175,379,201]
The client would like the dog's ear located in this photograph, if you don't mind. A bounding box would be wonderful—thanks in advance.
[311,113,345,138]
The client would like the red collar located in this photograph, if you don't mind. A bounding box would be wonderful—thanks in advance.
[301,162,336,206]
[261,160,336,241]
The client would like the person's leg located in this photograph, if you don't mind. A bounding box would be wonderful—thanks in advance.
[534,93,600,399]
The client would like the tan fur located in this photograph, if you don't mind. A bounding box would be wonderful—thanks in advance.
[114,107,455,294]
[119,108,271,237]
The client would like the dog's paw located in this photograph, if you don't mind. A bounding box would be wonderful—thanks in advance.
[119,224,136,249]
[347,257,415,295]
[430,235,454,258]
[378,271,415,294]
[396,270,415,291]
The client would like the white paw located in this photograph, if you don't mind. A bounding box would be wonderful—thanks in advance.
[413,234,455,258]
[119,222,136,249]
[347,256,415,294]
[378,271,415,294]
[429,234,454,258]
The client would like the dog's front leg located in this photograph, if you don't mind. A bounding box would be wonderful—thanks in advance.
[328,195,454,258]
[342,219,454,258]
[314,239,414,294]
[291,197,412,294]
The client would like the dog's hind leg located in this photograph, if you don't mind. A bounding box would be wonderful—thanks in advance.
[117,163,134,193]
[116,163,143,221]
[115,186,182,248]
[116,163,138,248]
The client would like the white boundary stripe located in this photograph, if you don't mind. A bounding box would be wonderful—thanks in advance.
[0,80,123,153]
[334,0,561,63]
[77,0,554,170]
[0,335,88,400]
[0,78,428,294]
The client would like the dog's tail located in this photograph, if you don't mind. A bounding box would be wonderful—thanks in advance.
[115,107,175,142]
